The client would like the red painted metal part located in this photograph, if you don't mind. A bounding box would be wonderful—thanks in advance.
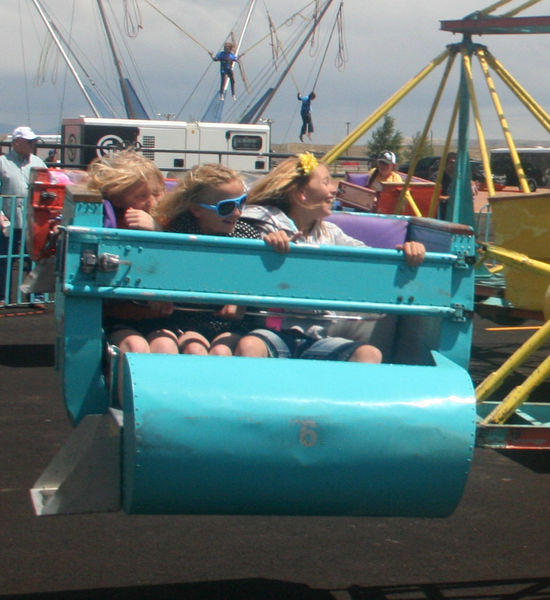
[440,16,550,35]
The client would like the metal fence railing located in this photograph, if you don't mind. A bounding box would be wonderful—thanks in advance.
[1,194,52,307]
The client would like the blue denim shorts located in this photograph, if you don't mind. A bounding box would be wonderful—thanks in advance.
[247,328,362,361]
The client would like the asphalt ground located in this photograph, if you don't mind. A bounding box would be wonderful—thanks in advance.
[1,308,549,599]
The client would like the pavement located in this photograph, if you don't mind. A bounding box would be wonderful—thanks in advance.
[1,308,550,599]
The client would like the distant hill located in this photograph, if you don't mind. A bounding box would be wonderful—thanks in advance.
[273,140,550,162]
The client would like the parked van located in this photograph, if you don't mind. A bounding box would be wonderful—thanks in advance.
[490,147,549,191]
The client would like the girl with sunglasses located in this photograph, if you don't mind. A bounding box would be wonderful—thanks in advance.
[235,153,425,363]
[153,163,262,356]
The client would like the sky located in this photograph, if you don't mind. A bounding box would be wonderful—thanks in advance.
[0,0,549,147]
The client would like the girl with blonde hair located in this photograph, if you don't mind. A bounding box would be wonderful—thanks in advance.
[235,153,426,362]
[87,149,165,231]
[153,163,261,356]
[87,150,178,373]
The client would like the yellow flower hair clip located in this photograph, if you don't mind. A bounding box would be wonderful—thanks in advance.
[297,152,318,176]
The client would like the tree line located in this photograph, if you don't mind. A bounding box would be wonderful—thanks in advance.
[365,114,434,165]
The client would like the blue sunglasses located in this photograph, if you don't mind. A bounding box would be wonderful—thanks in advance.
[198,193,247,217]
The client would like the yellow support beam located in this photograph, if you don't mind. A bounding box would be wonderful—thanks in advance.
[461,50,497,196]
[322,48,451,165]
[397,52,457,217]
[476,48,530,194]
[479,0,516,15]
[480,243,550,278]
[476,242,550,415]
[476,318,550,404]
[502,0,543,17]
[429,91,460,218]
[481,350,550,424]
[485,51,550,131]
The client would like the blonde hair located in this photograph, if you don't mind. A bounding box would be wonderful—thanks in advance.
[87,150,163,201]
[247,155,319,212]
[153,163,243,229]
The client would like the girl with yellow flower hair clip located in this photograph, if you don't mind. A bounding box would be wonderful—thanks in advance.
[236,154,427,363]
[235,154,423,363]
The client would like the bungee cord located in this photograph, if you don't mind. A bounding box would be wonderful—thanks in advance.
[123,0,143,38]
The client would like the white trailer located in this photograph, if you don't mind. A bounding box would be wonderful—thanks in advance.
[61,117,271,173]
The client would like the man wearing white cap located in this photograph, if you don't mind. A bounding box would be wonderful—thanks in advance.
[0,126,47,306]
[367,150,402,191]
[367,150,415,211]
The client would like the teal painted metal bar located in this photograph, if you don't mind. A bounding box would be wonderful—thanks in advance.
[448,52,475,227]
[61,227,472,315]
[122,351,475,516]
[61,287,461,318]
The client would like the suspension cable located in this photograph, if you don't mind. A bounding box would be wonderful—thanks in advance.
[19,0,32,123]
[334,2,347,71]
[123,0,143,38]
[239,0,318,57]
[310,1,344,91]
[57,0,77,125]
[142,0,212,55]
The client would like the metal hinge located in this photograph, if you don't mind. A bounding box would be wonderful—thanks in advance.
[451,303,474,322]
[454,252,476,269]
[80,249,131,274]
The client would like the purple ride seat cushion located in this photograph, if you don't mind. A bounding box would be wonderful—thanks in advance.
[326,213,408,248]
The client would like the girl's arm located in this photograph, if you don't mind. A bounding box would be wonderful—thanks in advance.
[263,230,302,253]
[124,208,161,231]
[395,241,426,267]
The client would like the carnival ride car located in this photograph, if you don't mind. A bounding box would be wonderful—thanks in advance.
[29,174,477,516]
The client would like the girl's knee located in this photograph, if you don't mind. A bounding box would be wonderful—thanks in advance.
[178,331,209,355]
[349,344,382,364]
[150,338,179,354]
[209,332,240,356]
[181,341,208,355]
[120,337,151,354]
[209,344,232,356]
[235,335,269,358]
[148,330,179,354]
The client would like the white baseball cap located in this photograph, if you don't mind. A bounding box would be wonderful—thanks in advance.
[377,150,397,165]
[11,126,40,141]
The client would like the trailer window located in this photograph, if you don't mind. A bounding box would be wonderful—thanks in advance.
[231,135,263,152]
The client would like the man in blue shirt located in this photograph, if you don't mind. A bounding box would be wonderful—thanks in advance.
[0,126,47,307]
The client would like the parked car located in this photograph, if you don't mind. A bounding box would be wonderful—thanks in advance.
[490,156,542,192]
[398,156,440,180]
[470,160,507,190]
[401,156,509,189]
